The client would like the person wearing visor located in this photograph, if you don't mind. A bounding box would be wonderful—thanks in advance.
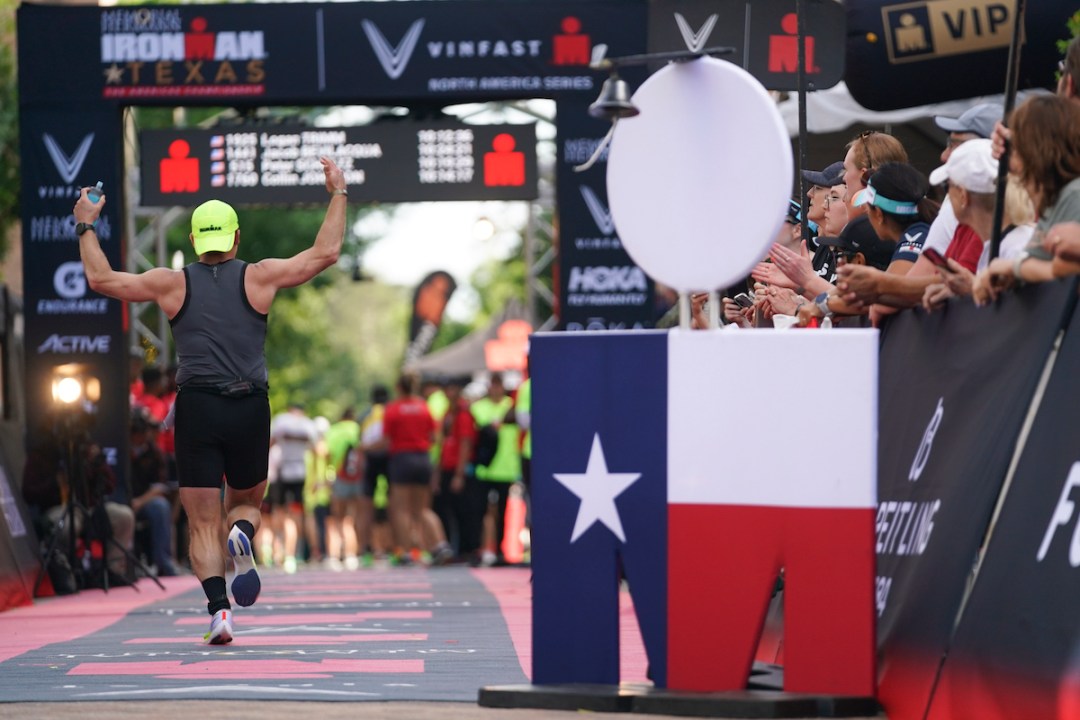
[73,156,348,644]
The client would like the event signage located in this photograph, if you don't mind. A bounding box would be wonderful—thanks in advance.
[924,280,1080,720]
[17,2,648,105]
[647,0,847,91]
[555,99,656,331]
[19,106,129,492]
[874,282,1077,720]
[844,0,1072,110]
[532,329,878,695]
[139,122,537,205]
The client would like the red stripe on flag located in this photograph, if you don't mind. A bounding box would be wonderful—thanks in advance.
[668,504,875,696]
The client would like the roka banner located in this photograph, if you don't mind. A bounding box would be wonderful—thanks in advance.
[875,280,1079,720]
[926,279,1080,720]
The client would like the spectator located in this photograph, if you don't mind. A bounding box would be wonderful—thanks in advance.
[327,407,363,569]
[302,416,333,566]
[841,130,908,215]
[269,403,318,573]
[922,142,1034,309]
[433,376,482,562]
[129,408,182,577]
[381,372,451,565]
[359,384,391,565]
[974,94,1080,301]
[470,374,521,566]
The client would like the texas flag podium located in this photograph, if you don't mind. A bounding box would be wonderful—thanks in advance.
[529,327,878,699]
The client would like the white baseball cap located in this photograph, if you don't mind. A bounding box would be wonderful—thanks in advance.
[928,138,998,194]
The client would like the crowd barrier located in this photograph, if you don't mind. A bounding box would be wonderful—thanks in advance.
[528,277,1080,720]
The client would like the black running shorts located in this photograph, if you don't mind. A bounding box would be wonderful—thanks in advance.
[388,451,432,486]
[174,388,270,490]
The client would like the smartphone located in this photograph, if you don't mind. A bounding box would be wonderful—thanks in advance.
[733,292,754,308]
[922,248,952,272]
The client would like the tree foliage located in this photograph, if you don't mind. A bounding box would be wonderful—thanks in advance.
[0,0,18,256]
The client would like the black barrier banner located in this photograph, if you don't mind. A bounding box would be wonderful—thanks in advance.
[924,279,1080,720]
[647,0,846,91]
[555,99,656,332]
[140,121,537,206]
[17,1,647,106]
[844,1,1072,111]
[874,281,1079,720]
[20,107,129,493]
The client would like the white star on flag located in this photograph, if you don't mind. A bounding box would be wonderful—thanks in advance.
[553,433,642,543]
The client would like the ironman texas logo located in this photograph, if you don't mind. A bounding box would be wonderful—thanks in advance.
[99,8,267,99]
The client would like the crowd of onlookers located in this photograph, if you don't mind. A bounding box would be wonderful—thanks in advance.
[691,36,1080,330]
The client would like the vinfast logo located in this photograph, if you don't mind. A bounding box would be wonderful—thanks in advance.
[363,19,426,79]
[54,262,87,300]
[580,185,615,235]
[568,266,647,293]
[674,12,718,53]
[37,334,111,354]
[44,133,94,184]
[909,397,943,481]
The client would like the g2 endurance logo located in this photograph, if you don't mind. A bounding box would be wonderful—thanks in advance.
[36,262,108,316]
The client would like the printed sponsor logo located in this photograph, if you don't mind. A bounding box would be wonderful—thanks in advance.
[565,317,646,332]
[363,19,425,80]
[100,9,267,99]
[566,265,648,307]
[674,12,718,53]
[882,0,1013,64]
[44,133,94,184]
[580,185,615,235]
[36,262,109,315]
[30,215,112,242]
[37,334,112,354]
[909,397,943,481]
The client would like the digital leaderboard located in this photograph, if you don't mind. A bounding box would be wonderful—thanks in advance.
[139,120,538,205]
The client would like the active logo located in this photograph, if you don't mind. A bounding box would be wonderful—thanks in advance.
[37,334,112,354]
[363,19,425,79]
[44,133,94,185]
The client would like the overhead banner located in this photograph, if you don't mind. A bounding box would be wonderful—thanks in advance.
[139,121,538,206]
[16,1,648,106]
[844,1,1072,110]
[19,107,129,493]
[648,0,847,91]
[926,282,1080,720]
[874,281,1078,720]
[555,99,656,332]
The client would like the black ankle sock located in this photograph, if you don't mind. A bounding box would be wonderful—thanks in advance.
[202,576,231,615]
[233,519,256,544]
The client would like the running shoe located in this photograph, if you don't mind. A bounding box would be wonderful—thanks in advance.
[228,525,261,607]
[204,608,234,645]
[431,543,454,566]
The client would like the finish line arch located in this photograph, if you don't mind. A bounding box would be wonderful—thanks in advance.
[18,0,653,485]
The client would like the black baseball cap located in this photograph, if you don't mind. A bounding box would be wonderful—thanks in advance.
[815,216,894,271]
[802,161,845,188]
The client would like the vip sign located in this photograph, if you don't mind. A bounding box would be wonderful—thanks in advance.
[882,0,1014,64]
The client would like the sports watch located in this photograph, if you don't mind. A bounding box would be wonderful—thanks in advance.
[814,291,834,318]
[76,222,95,236]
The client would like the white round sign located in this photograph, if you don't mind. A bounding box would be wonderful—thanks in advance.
[607,57,793,293]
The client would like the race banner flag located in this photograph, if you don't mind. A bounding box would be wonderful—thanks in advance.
[874,280,1078,720]
[926,280,1080,720]
[531,328,877,695]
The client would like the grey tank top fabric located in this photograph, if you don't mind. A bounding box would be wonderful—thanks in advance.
[171,260,268,387]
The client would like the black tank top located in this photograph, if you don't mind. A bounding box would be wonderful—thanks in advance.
[171,260,268,386]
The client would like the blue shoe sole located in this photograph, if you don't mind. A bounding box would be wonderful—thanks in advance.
[229,530,261,607]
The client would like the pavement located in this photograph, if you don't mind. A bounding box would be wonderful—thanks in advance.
[0,563,885,719]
